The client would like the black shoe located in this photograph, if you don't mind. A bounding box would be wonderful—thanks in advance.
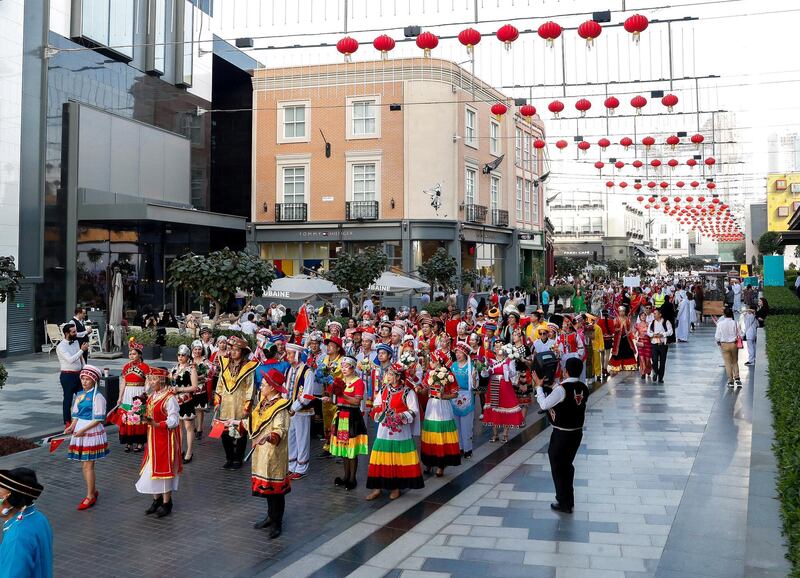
[253,516,273,529]
[268,523,282,539]
[196,430,203,440]
[464,451,473,460]
[231,461,242,470]
[156,500,173,518]
[145,497,163,515]
[658,379,664,384]
[550,502,573,514]
[222,461,233,470]
[345,480,357,491]
[125,445,132,453]
[182,455,193,464]
[334,477,345,487]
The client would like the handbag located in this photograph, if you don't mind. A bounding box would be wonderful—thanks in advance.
[735,326,743,349]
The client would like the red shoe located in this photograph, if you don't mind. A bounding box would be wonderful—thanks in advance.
[290,472,306,480]
[77,496,97,511]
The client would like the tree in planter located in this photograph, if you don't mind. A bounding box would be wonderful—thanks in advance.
[417,247,458,298]
[758,231,784,259]
[0,256,23,303]
[322,246,387,311]
[459,268,481,293]
[629,256,657,277]
[552,284,575,308]
[733,244,746,264]
[664,256,678,273]
[167,248,276,327]
[606,259,627,278]
[554,255,581,278]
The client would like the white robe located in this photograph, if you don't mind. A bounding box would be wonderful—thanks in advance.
[732,284,742,312]
[676,298,691,342]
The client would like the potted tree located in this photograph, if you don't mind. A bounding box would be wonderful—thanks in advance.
[162,333,193,362]
[125,329,160,360]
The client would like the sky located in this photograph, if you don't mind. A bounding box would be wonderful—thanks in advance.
[212,0,800,229]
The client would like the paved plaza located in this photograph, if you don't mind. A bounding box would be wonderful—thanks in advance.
[0,325,788,577]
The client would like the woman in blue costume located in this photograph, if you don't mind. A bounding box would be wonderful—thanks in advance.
[0,467,52,578]
[450,342,476,459]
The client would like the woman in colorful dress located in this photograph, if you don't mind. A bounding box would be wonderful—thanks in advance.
[190,339,213,439]
[510,327,532,416]
[246,367,291,539]
[117,340,149,453]
[64,365,109,510]
[468,331,492,420]
[136,367,181,518]
[366,363,424,501]
[450,342,476,459]
[324,357,368,490]
[171,344,199,463]
[634,311,653,379]
[482,343,525,443]
[608,305,638,374]
[420,350,461,477]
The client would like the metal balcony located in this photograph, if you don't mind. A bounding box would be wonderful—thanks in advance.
[464,203,487,224]
[275,203,308,222]
[345,200,379,221]
[491,209,509,228]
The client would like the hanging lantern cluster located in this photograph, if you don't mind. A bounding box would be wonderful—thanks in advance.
[634,194,742,241]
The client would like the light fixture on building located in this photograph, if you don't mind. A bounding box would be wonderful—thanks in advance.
[390,198,395,209]
[389,104,402,111]
[236,38,254,48]
[263,202,269,213]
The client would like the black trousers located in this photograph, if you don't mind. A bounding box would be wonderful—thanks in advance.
[60,372,82,424]
[651,344,669,381]
[266,494,285,524]
[548,428,583,508]
[221,430,246,463]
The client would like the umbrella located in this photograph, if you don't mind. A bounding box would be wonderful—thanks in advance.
[108,270,123,351]
[368,272,430,294]
[264,275,343,301]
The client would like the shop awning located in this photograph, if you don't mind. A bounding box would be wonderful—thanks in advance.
[264,275,344,300]
[634,245,659,257]
[78,198,246,230]
[368,272,430,294]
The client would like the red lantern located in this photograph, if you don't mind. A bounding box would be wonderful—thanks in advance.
[519,104,536,120]
[645,204,651,209]
[631,95,648,114]
[632,160,643,169]
[620,181,628,188]
[698,195,705,201]
[595,161,605,170]
[336,36,359,62]
[615,161,625,170]
[692,182,700,189]
[416,31,439,57]
[637,196,645,202]
[624,14,649,43]
[651,159,662,170]
[691,133,705,147]
[606,181,615,188]
[496,24,519,50]
[654,204,661,209]
[666,135,680,149]
[537,21,562,47]
[705,157,716,167]
[686,196,694,202]
[648,196,656,202]
[648,182,657,189]
[457,28,481,54]
[662,93,679,112]
[642,136,655,150]
[676,181,685,188]
[577,140,590,154]
[575,98,592,116]
[660,183,669,191]
[708,183,717,190]
[687,159,698,168]
[373,35,396,59]
[548,100,565,118]
[620,136,633,149]
[578,20,602,47]
[598,138,611,150]
[634,183,643,190]
[555,139,568,150]
[603,97,620,116]
[668,159,679,170]
[491,102,507,119]
[674,196,681,203]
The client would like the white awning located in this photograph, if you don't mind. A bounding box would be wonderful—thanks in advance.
[368,272,430,294]
[264,275,344,300]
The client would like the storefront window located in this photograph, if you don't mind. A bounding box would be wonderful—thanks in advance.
[76,226,141,313]
[467,243,503,290]
[412,240,446,271]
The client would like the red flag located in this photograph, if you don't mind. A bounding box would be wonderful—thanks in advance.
[49,438,65,453]
[294,305,309,335]
[208,420,226,439]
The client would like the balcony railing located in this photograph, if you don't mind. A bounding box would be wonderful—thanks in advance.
[275,203,308,223]
[491,208,509,228]
[345,200,379,221]
[464,203,487,224]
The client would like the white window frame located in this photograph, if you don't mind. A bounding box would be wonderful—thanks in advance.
[346,95,381,140]
[490,175,500,211]
[532,182,539,223]
[489,119,501,156]
[346,150,382,214]
[276,154,312,219]
[516,177,523,220]
[465,164,478,205]
[674,238,682,249]
[465,106,478,149]
[515,128,522,166]
[524,179,531,222]
[277,100,311,144]
[660,238,668,249]
[523,133,531,166]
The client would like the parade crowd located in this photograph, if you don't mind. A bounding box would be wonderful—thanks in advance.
[2,274,769,576]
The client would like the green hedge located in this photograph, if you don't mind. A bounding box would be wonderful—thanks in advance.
[764,286,800,316]
[766,312,800,572]
[423,301,449,317]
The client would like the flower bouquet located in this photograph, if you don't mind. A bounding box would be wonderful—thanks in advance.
[315,365,334,388]
[427,366,454,399]
[327,377,346,403]
[358,357,374,374]
[123,396,146,426]
[399,351,417,369]
[501,343,522,361]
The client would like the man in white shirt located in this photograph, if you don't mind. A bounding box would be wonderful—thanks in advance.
[56,324,88,425]
[647,308,673,383]
[362,296,375,315]
[240,313,258,335]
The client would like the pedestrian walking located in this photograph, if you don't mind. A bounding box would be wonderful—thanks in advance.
[533,357,589,515]
[647,308,672,383]
[56,324,88,426]
[634,311,652,379]
[739,306,758,367]
[715,307,742,387]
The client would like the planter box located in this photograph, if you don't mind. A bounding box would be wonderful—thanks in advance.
[141,345,161,360]
[161,347,178,363]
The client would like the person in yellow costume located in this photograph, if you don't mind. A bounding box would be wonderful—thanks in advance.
[589,314,605,384]
[214,336,258,470]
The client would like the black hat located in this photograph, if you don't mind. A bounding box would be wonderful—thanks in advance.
[549,314,565,328]
[0,468,43,501]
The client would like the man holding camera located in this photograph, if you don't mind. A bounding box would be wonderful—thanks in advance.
[533,357,589,514]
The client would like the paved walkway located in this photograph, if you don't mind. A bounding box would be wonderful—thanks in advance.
[0,326,788,577]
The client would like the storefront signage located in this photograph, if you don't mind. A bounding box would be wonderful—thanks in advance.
[368,284,391,292]
[298,230,354,238]
[562,250,592,256]
[322,196,334,202]
[265,290,292,298]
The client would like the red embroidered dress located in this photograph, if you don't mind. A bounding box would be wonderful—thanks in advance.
[119,361,150,445]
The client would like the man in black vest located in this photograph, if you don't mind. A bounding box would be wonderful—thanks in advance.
[533,357,589,514]
[70,308,90,362]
